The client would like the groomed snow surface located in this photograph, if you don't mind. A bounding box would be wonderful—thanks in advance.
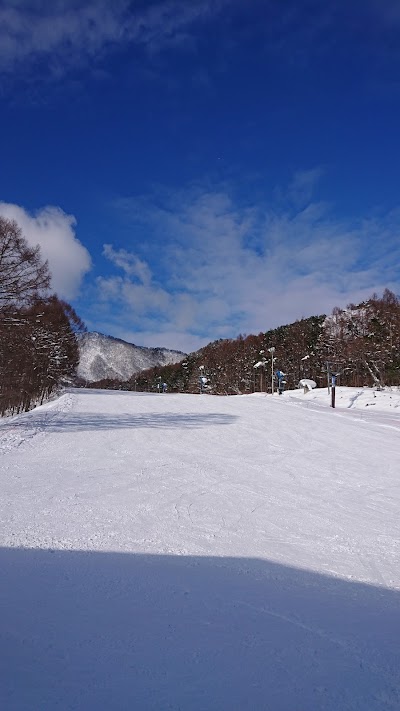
[1,386,399,710]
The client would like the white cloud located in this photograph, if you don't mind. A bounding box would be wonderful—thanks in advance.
[0,202,92,299]
[96,275,171,317]
[96,180,400,351]
[102,244,152,285]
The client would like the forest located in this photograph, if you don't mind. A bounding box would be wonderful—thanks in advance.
[0,217,85,416]
[91,290,400,396]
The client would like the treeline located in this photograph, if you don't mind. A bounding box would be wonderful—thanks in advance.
[0,217,85,416]
[90,289,400,395]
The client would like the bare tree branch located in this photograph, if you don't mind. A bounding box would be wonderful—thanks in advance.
[0,216,50,308]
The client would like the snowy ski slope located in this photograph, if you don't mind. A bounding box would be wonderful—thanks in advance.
[1,387,399,710]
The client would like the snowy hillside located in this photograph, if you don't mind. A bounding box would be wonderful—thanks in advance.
[76,331,185,382]
[1,387,399,710]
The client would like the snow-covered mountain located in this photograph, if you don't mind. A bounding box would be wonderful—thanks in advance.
[76,332,185,383]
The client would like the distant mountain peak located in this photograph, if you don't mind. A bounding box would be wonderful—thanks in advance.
[76,332,185,383]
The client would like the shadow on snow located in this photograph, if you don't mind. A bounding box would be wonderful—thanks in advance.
[1,547,399,710]
[5,411,237,432]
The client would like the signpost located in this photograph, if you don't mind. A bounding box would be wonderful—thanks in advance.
[331,374,336,408]
[325,361,344,406]
[275,370,286,395]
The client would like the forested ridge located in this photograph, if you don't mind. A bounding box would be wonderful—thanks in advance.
[2,216,400,408]
[91,289,400,395]
[0,217,85,416]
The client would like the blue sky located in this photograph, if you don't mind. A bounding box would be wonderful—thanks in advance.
[1,0,400,352]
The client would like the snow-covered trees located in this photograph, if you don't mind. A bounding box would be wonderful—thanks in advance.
[0,297,85,416]
[320,290,400,387]
[0,217,85,416]
[113,292,400,395]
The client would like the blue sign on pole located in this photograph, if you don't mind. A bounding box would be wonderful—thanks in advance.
[276,370,285,394]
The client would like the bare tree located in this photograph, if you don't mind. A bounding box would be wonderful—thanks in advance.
[0,216,50,308]
[0,217,88,415]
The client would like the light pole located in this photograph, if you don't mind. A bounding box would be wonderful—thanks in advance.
[268,347,275,395]
[326,361,331,394]
[199,365,205,394]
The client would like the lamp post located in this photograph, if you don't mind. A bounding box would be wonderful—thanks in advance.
[268,347,276,394]
[326,361,331,394]
[199,365,205,394]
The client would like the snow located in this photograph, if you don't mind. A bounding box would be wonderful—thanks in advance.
[298,377,317,390]
[77,331,185,382]
[1,387,399,710]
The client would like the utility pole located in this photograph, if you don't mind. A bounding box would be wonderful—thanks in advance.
[268,347,275,395]
[326,361,331,394]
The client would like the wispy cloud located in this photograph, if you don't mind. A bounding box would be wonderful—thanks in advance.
[2,0,398,103]
[0,202,91,300]
[286,168,325,208]
[0,0,231,80]
[89,177,400,351]
[0,1,127,74]
[102,244,152,285]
